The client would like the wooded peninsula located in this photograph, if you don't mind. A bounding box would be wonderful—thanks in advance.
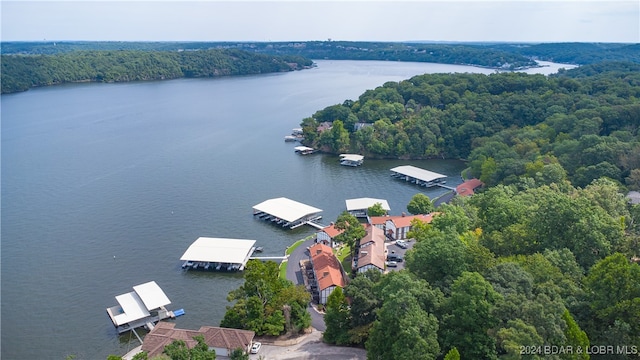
[3,41,638,94]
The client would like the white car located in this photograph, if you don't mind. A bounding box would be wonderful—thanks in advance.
[396,240,408,249]
[250,342,262,354]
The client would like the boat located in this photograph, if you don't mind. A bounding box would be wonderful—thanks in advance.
[284,135,297,142]
[254,246,264,252]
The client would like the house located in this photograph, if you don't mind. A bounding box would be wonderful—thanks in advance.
[140,321,255,358]
[456,178,484,197]
[309,243,346,304]
[354,225,386,273]
[316,223,345,248]
[368,215,389,231]
[385,213,438,240]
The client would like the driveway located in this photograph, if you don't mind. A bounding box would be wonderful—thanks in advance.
[286,237,326,331]
[250,329,366,360]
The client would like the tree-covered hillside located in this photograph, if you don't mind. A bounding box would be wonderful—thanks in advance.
[0,49,313,94]
[300,61,640,190]
[323,179,640,359]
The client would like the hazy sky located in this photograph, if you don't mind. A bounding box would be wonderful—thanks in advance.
[2,1,639,43]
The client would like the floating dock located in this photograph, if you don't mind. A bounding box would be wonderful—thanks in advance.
[180,237,257,271]
[294,146,317,155]
[390,165,447,187]
[106,281,175,334]
[253,197,323,229]
[339,154,364,166]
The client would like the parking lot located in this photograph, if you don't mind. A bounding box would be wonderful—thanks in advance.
[250,329,366,360]
[385,239,415,272]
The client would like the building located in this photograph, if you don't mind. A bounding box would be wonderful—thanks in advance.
[456,178,484,197]
[345,197,390,218]
[368,215,390,231]
[385,213,438,240]
[140,321,255,358]
[316,223,344,247]
[309,243,346,305]
[354,225,386,273]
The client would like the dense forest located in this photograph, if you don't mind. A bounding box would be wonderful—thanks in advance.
[4,41,638,95]
[0,49,313,94]
[300,61,640,191]
[5,41,639,66]
[321,180,640,359]
[0,41,537,69]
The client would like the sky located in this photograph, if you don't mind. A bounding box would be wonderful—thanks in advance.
[1,1,639,43]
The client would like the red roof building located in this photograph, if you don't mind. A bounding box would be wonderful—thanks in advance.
[355,225,386,273]
[456,178,484,197]
[385,213,438,240]
[309,243,346,304]
[140,322,255,358]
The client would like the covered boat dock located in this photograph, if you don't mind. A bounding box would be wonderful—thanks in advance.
[294,146,317,155]
[253,197,323,229]
[106,281,175,335]
[180,237,257,271]
[339,154,364,166]
[390,165,447,187]
[346,197,390,218]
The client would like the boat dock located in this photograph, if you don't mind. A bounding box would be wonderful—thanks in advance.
[106,281,178,335]
[304,220,327,230]
[180,237,257,272]
[294,146,317,155]
[390,165,448,188]
[253,197,323,229]
[339,154,364,166]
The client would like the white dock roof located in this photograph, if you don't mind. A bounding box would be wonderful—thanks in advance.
[113,291,151,326]
[253,197,322,223]
[339,154,364,162]
[390,165,446,182]
[294,146,314,152]
[346,198,391,211]
[133,281,171,311]
[180,237,257,264]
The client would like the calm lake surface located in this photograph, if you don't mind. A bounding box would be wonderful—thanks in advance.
[1,60,574,359]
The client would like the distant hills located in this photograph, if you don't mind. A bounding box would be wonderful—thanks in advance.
[2,41,638,94]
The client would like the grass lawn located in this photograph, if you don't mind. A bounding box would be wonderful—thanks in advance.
[279,260,288,279]
[334,244,353,275]
[279,234,315,279]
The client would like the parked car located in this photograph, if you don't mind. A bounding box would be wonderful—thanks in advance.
[396,240,408,249]
[387,254,403,262]
[250,342,262,354]
[387,261,398,267]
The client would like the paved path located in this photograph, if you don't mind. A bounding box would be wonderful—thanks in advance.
[285,237,326,331]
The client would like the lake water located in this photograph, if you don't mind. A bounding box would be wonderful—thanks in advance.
[1,59,574,359]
